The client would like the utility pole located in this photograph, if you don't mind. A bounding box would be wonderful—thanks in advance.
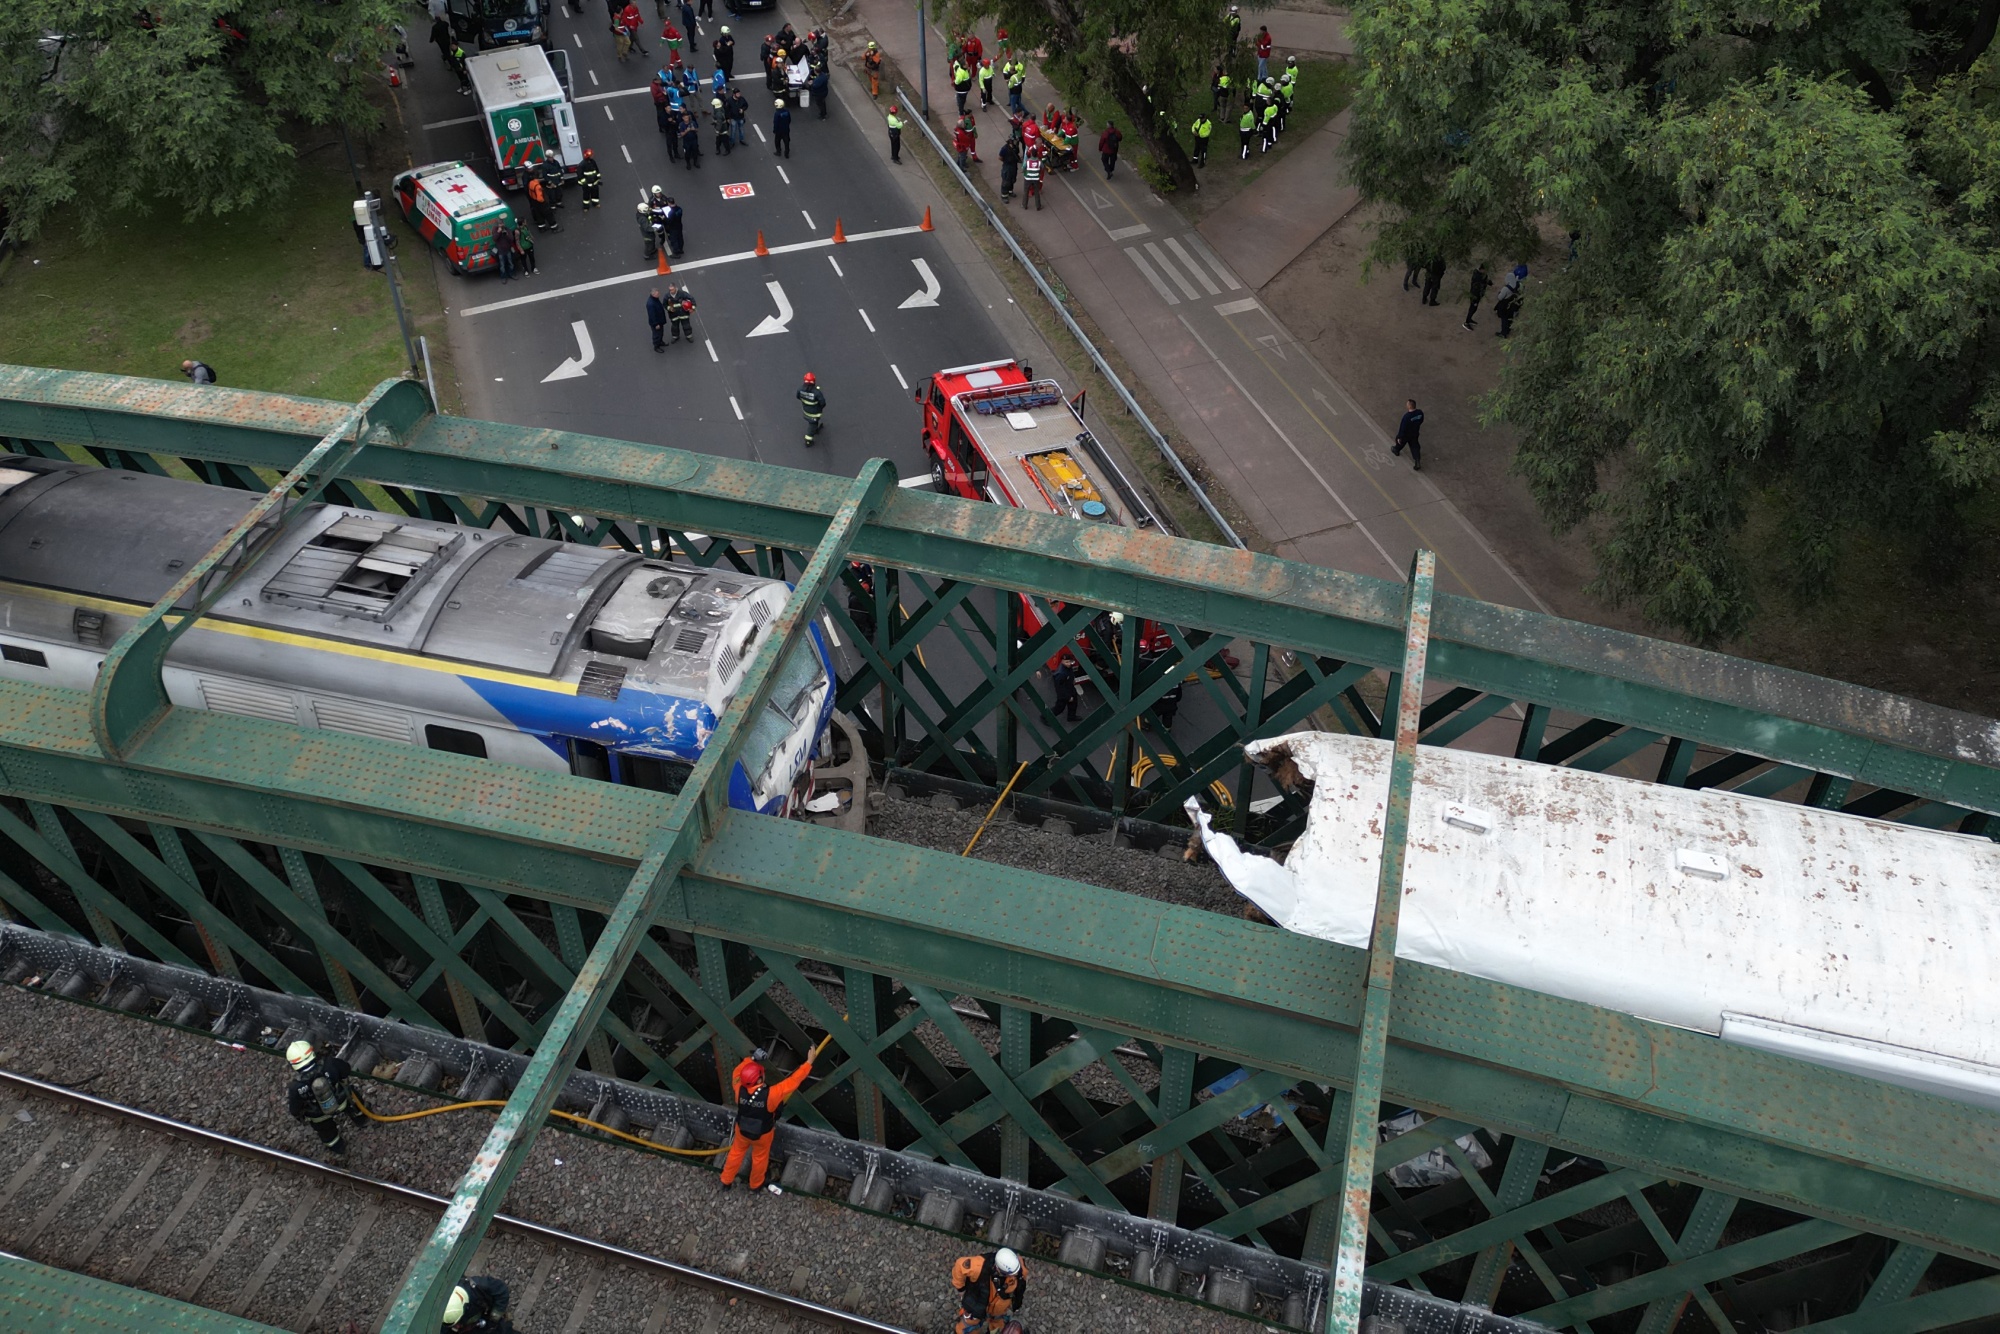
[354,191,422,380]
[917,1,929,119]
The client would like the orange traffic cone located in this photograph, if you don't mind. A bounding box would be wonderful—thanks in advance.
[657,249,670,274]
[920,206,933,232]
[755,230,770,256]
[832,217,848,243]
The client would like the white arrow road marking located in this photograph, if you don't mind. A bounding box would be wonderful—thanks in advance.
[1311,387,1340,415]
[898,258,941,310]
[541,321,595,381]
[747,281,793,337]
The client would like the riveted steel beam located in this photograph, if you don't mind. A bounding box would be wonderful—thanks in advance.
[4,369,1998,819]
[377,459,896,1334]
[1330,549,1435,1334]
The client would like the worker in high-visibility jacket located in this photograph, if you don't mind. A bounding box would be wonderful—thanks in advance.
[950,1248,1026,1334]
[717,1049,815,1193]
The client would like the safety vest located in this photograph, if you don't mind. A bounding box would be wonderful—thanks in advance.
[735,1082,775,1137]
[953,63,970,89]
[1192,116,1211,141]
[527,177,546,202]
[1238,109,1255,133]
[1262,103,1278,126]
[1007,61,1025,89]
[887,111,904,131]
[978,64,992,89]
[1217,74,1231,92]
[1023,152,1043,181]
[578,162,602,187]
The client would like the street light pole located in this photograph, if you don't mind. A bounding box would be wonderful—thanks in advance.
[365,191,423,381]
[917,1,929,119]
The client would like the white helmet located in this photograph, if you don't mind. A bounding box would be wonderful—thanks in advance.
[286,1040,316,1071]
[444,1285,469,1324]
[995,1247,1021,1275]
[720,24,729,33]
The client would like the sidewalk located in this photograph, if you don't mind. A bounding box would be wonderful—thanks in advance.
[833,0,1545,611]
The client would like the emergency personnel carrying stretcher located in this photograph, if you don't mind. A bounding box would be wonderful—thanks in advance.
[718,1047,815,1194]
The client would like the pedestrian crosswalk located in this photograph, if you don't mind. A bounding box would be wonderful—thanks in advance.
[1122,234,1240,305]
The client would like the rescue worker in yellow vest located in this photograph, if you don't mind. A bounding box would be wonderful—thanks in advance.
[577,149,603,208]
[952,58,972,113]
[1277,78,1295,134]
[977,57,994,108]
[951,1248,1026,1334]
[718,1048,816,1190]
[1190,113,1213,167]
[886,104,905,162]
[1005,58,1026,114]
[443,1273,512,1332]
[285,1040,362,1157]
[1261,97,1279,150]
[1238,106,1256,159]
[863,40,882,97]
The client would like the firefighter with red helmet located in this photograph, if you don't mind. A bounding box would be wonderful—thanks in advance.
[797,372,827,446]
[718,1048,816,1193]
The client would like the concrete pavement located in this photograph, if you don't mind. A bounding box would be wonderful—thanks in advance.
[835,0,1544,610]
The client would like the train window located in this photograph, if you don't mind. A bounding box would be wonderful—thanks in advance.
[1,645,47,668]
[624,755,693,794]
[568,738,612,782]
[425,724,488,758]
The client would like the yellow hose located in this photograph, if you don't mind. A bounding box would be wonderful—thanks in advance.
[351,1091,724,1155]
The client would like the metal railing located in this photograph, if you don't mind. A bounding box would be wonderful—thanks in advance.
[895,86,1246,550]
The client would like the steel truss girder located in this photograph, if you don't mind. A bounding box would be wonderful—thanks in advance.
[1,369,1997,818]
[0,689,1995,1270]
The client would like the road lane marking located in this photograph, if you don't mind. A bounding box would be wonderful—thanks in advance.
[1165,237,1221,296]
[827,255,843,277]
[1183,232,1243,290]
[1123,247,1179,305]
[775,163,789,184]
[897,258,941,309]
[421,114,479,130]
[456,226,926,316]
[1107,223,1151,240]
[572,33,581,46]
[898,475,931,488]
[890,364,908,389]
[858,308,875,332]
[621,144,632,163]
[747,281,794,337]
[1214,297,1259,316]
[605,105,615,120]
[754,124,767,143]
[542,321,596,382]
[801,209,815,230]
[576,86,648,105]
[588,69,599,86]
[705,339,719,362]
[1145,241,1202,301]
[1177,313,1398,577]
[730,396,744,420]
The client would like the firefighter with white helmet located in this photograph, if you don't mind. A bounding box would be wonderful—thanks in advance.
[284,1040,362,1156]
[443,1273,513,1332]
[950,1247,1026,1333]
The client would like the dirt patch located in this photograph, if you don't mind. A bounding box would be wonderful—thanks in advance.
[172,317,214,348]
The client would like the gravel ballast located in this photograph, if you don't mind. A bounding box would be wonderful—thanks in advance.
[0,985,1274,1334]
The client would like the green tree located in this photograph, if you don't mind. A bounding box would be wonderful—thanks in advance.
[0,0,402,243]
[1346,1,2000,641]
[952,0,1239,191]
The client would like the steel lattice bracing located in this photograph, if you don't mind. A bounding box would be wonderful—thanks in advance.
[0,368,1996,1330]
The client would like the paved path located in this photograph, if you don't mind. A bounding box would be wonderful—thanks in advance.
[839,0,1543,609]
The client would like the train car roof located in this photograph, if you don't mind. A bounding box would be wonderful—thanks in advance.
[0,462,262,607]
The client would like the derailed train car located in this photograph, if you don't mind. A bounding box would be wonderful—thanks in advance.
[0,458,834,813]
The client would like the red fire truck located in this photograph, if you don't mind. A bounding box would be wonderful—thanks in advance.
[919,359,1170,663]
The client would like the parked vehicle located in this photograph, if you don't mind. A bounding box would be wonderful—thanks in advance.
[466,44,583,190]
[447,0,547,50]
[390,161,514,275]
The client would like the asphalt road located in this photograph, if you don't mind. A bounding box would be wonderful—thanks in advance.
[404,0,1011,478]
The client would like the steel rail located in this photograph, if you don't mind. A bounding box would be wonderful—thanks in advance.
[0,1069,913,1334]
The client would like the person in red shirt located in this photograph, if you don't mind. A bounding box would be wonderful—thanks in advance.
[618,1,649,56]
[1254,24,1272,81]
[718,1051,815,1193]
[1098,121,1123,179]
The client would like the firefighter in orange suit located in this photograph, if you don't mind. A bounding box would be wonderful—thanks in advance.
[717,1049,814,1193]
[951,1248,1026,1334]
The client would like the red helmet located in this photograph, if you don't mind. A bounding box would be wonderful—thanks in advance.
[802,372,816,384]
[740,1060,765,1085]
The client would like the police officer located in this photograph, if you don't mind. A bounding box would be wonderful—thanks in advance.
[1225,3,1242,53]
[1390,398,1425,471]
[1237,105,1256,159]
[772,97,792,157]
[719,1048,816,1191]
[1277,77,1295,134]
[1190,113,1212,167]
[797,372,827,446]
[647,289,669,351]
[284,1040,362,1156]
[448,41,471,94]
[950,1248,1026,1334]
[443,1274,513,1332]
[666,283,695,343]
[1261,96,1279,151]
[886,104,904,163]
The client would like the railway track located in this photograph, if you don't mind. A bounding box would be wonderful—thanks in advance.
[0,1070,909,1333]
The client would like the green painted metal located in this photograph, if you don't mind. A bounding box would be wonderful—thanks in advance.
[1863,1243,1936,1307]
[377,458,895,1334]
[0,1252,284,1333]
[1519,1218,1856,1326]
[1632,1188,1737,1334]
[999,1004,1032,1183]
[1802,1276,2000,1334]
[1330,549,1435,1334]
[1148,1046,1196,1222]
[1460,1139,1549,1307]
[5,369,2000,827]
[85,377,404,758]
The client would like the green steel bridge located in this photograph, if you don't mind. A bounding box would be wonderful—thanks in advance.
[0,366,1996,1333]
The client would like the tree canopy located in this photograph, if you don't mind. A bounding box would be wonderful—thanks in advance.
[0,0,402,243]
[1347,0,2000,640]
[953,0,1236,190]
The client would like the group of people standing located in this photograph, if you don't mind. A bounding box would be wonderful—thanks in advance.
[1215,55,1298,159]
